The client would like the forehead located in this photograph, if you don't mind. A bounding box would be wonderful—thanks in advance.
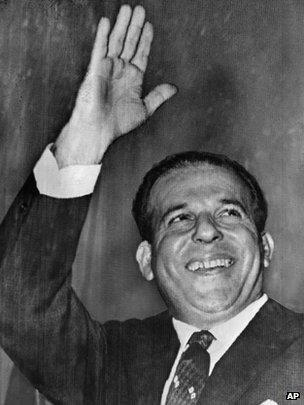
[148,164,252,213]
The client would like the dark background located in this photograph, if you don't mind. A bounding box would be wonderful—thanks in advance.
[1,0,304,403]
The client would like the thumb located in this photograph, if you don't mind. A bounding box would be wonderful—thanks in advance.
[144,84,177,116]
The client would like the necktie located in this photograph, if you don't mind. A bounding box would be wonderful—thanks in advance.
[165,330,214,405]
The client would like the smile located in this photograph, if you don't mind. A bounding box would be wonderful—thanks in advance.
[186,258,234,272]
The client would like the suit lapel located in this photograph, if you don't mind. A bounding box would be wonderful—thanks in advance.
[198,299,304,404]
[129,311,180,405]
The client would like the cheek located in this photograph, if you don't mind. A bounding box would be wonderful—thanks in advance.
[234,222,259,252]
[152,234,187,276]
[153,239,176,268]
[234,231,262,282]
[162,230,190,255]
[243,232,260,261]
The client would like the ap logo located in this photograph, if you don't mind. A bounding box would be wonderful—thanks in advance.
[286,392,300,400]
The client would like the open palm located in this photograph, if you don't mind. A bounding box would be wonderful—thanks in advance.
[60,5,176,165]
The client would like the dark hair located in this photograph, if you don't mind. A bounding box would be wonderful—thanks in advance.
[132,151,268,242]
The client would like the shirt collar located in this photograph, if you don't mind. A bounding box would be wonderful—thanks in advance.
[172,293,268,349]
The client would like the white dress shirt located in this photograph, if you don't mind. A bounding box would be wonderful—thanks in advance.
[161,294,268,404]
[33,147,268,405]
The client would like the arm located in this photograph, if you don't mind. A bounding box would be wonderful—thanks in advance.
[0,175,95,404]
[0,5,176,404]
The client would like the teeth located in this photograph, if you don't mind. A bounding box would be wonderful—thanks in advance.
[187,258,233,272]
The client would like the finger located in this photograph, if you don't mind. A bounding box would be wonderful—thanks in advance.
[107,5,132,58]
[120,5,145,61]
[87,17,111,76]
[144,84,177,116]
[131,22,153,72]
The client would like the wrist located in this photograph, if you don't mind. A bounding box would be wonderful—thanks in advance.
[53,123,113,168]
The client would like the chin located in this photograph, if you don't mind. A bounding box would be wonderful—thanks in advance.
[190,290,238,314]
[198,301,233,314]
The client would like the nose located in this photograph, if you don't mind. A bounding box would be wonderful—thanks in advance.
[191,214,223,244]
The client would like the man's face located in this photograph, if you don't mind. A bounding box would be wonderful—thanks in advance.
[136,163,273,327]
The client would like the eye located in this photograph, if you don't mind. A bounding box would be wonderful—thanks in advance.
[168,213,193,226]
[220,208,242,218]
[217,207,244,223]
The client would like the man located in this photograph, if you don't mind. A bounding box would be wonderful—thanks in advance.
[0,4,303,405]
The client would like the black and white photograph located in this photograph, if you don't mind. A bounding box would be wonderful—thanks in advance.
[0,1,304,404]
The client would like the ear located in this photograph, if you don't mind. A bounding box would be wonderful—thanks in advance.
[136,241,154,281]
[261,231,274,268]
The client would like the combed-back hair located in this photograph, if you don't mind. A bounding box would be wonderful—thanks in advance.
[132,151,268,242]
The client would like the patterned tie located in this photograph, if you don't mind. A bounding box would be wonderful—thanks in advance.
[165,330,214,405]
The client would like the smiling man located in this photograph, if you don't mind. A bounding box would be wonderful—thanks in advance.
[132,152,282,404]
[134,153,274,330]
[0,4,304,405]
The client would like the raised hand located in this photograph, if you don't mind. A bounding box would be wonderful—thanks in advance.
[55,5,177,167]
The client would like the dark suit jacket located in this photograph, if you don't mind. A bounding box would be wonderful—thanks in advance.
[0,175,304,405]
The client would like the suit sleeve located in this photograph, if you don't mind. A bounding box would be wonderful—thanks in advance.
[0,174,107,405]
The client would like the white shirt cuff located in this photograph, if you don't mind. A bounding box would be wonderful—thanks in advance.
[33,144,101,198]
